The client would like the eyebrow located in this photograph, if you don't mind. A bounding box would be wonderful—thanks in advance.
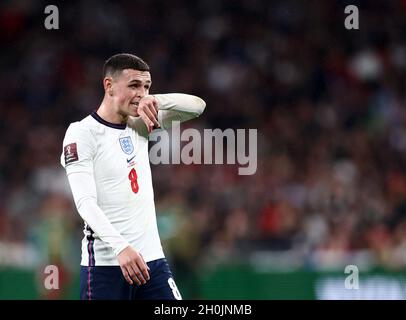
[128,79,152,84]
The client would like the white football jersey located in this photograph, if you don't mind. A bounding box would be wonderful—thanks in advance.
[60,94,206,266]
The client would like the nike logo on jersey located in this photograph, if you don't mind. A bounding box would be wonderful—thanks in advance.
[127,155,136,163]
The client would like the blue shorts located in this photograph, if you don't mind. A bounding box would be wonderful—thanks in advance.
[80,258,182,300]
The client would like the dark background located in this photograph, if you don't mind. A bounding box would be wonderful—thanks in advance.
[2,0,406,299]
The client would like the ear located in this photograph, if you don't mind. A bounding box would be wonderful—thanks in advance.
[104,77,113,96]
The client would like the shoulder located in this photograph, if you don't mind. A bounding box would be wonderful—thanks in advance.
[63,116,96,144]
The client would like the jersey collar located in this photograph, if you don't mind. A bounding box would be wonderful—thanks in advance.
[91,111,127,130]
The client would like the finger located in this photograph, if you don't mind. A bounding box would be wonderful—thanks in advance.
[139,253,151,271]
[139,110,154,128]
[143,106,160,128]
[148,101,158,117]
[121,267,133,285]
[128,264,143,285]
[137,256,150,281]
[131,263,146,285]
[152,97,158,112]
[141,103,158,123]
[139,112,154,133]
[140,264,150,281]
[140,253,151,271]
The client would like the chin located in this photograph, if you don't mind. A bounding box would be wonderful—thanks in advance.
[129,110,138,117]
[126,106,137,117]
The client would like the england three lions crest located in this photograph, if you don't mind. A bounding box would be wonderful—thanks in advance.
[119,136,134,155]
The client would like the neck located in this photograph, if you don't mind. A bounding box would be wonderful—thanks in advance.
[97,97,127,125]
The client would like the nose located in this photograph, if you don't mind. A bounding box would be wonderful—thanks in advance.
[137,87,147,98]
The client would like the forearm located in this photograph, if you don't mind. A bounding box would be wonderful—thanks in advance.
[67,172,130,256]
[154,93,206,129]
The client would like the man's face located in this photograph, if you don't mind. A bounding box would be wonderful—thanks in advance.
[107,69,152,117]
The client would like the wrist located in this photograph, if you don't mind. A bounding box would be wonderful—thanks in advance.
[114,243,131,256]
[151,94,160,109]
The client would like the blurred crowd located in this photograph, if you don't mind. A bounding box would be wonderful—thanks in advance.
[2,0,406,291]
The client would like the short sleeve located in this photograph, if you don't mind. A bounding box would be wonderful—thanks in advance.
[60,122,96,175]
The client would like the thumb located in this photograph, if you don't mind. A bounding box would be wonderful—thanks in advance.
[139,253,150,270]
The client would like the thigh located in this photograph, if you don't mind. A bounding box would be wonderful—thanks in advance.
[134,258,182,300]
[80,266,135,300]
